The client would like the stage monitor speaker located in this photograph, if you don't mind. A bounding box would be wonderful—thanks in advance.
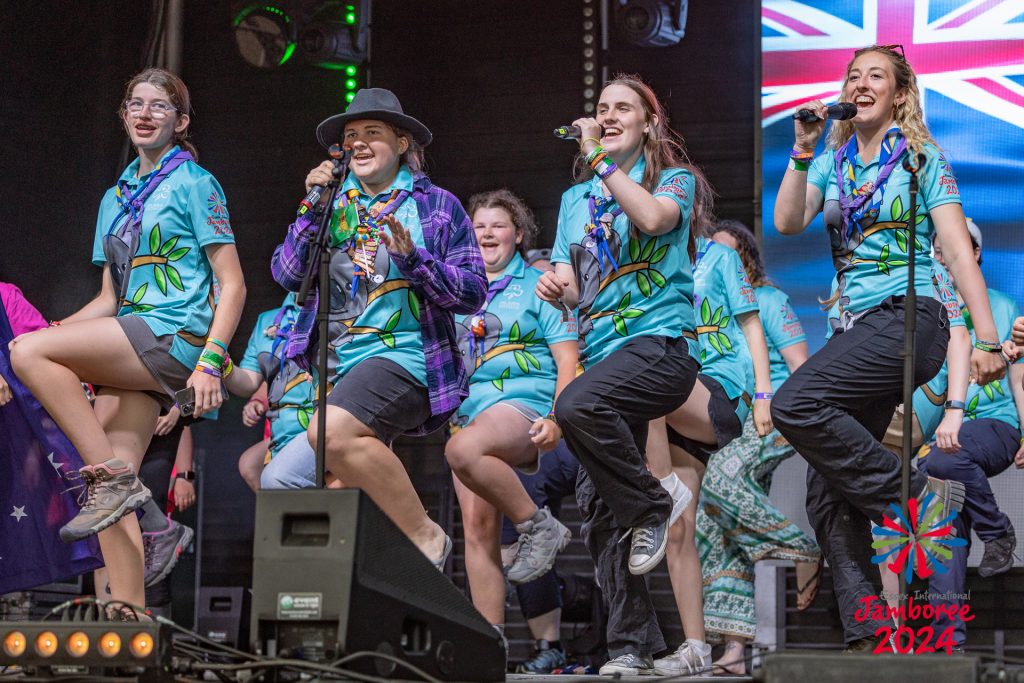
[197,586,250,648]
[250,489,505,682]
[756,652,979,682]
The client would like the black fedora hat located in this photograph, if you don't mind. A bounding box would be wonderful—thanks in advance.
[316,88,432,149]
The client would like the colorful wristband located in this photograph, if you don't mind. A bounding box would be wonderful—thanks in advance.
[207,338,229,354]
[49,320,62,327]
[790,158,810,172]
[789,147,815,161]
[944,400,966,410]
[973,339,1001,353]
[755,392,774,400]
[199,350,226,368]
[196,364,223,378]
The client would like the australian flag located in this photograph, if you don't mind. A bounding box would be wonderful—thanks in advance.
[761,0,1024,345]
[0,303,102,593]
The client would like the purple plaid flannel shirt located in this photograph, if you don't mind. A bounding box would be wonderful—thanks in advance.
[270,172,486,435]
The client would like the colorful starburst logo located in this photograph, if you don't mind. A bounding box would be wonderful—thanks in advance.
[871,492,967,581]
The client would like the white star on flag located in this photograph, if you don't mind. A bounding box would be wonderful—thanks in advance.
[47,452,64,472]
[10,506,27,522]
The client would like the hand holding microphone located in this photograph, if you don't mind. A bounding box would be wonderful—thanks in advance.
[297,144,350,217]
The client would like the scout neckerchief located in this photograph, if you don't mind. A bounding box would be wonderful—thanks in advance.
[835,126,906,241]
[468,273,514,359]
[107,148,193,300]
[339,187,411,298]
[585,192,621,276]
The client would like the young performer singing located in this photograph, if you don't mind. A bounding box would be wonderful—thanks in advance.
[771,44,1005,650]
[271,88,486,568]
[536,74,713,675]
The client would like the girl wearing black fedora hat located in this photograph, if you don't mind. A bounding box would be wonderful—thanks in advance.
[270,88,487,570]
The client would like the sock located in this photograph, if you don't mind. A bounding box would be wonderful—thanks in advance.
[138,499,171,533]
[686,638,712,657]
[659,472,679,490]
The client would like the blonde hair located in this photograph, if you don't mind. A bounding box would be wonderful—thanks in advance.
[826,45,938,158]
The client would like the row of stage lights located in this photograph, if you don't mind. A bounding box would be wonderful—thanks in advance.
[1,622,169,677]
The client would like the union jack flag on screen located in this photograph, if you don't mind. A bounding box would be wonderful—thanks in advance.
[760,0,1024,346]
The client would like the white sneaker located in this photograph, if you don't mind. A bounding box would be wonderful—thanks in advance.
[660,472,694,527]
[653,639,712,676]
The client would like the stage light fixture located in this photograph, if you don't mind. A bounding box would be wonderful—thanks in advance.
[298,1,368,69]
[581,0,600,114]
[616,0,687,47]
[1,622,171,681]
[232,2,297,68]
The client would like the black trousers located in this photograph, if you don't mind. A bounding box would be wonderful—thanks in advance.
[557,335,699,657]
[772,295,948,642]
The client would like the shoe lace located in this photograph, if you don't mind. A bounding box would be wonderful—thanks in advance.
[631,527,655,552]
[64,470,97,508]
[674,643,702,674]
[513,532,536,569]
[524,647,563,671]
[142,533,157,572]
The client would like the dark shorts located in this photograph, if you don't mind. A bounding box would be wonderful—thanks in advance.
[325,356,431,445]
[117,315,191,411]
[666,373,742,465]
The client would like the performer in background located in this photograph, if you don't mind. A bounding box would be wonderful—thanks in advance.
[271,88,486,569]
[918,222,1024,649]
[536,74,713,676]
[445,189,577,644]
[9,68,244,613]
[771,44,1004,650]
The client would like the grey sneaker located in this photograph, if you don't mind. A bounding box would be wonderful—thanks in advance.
[599,653,654,676]
[143,519,194,587]
[516,642,567,674]
[628,520,668,575]
[653,639,712,676]
[60,459,152,543]
[978,523,1016,578]
[507,507,571,585]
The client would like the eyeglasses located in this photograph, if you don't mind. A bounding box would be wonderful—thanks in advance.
[473,224,516,231]
[124,99,179,119]
[875,43,905,59]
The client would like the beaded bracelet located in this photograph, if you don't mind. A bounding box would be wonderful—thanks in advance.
[973,339,1001,353]
[755,392,774,400]
[207,338,229,354]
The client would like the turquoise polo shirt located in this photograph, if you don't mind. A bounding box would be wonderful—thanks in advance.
[93,146,235,369]
[455,254,577,425]
[755,285,806,393]
[329,165,427,386]
[551,156,698,367]
[239,295,318,458]
[963,289,1022,429]
[808,141,961,335]
[693,238,759,422]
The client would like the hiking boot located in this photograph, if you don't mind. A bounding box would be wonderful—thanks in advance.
[599,653,654,676]
[516,641,567,674]
[978,523,1016,578]
[60,459,151,543]
[918,477,966,526]
[661,472,694,527]
[653,639,712,676]
[143,519,194,587]
[627,520,668,575]
[507,507,571,585]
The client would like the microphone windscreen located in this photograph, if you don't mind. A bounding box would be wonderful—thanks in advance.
[833,102,858,120]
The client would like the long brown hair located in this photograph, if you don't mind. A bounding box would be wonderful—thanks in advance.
[826,45,938,158]
[574,74,715,256]
[119,68,198,160]
[466,189,539,256]
[713,219,773,288]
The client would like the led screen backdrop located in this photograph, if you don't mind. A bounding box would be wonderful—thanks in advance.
[761,0,1024,349]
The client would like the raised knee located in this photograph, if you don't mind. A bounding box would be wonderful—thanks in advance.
[554,385,588,428]
[770,386,810,432]
[917,451,957,480]
[8,335,42,377]
[444,433,476,474]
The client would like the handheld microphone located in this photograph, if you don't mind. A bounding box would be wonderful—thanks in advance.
[792,102,858,122]
[554,124,606,140]
[297,144,350,217]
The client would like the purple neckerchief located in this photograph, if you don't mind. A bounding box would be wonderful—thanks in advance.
[269,305,299,378]
[835,126,906,241]
[108,149,193,299]
[586,194,621,276]
[343,188,411,299]
[468,274,513,359]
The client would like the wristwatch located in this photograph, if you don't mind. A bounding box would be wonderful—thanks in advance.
[175,470,196,482]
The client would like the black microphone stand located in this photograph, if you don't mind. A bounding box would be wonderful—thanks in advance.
[296,144,350,489]
[898,150,925,627]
